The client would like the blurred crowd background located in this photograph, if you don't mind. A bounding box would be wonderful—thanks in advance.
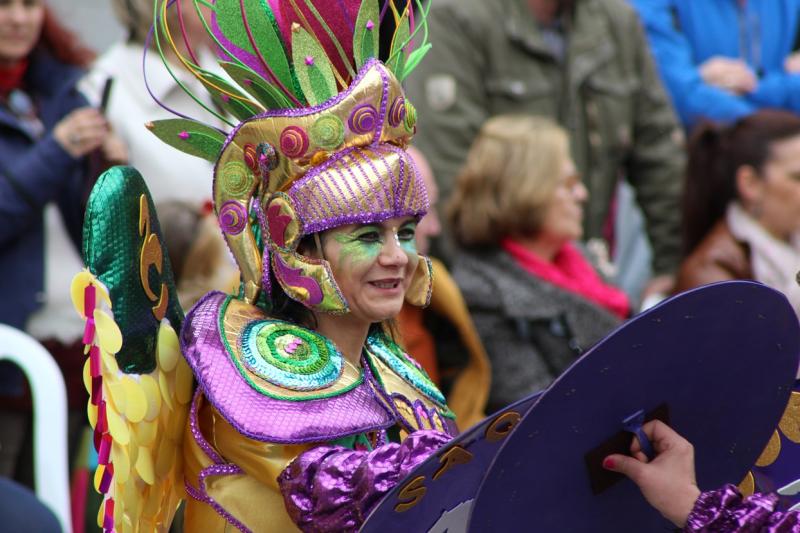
[48,0,123,52]
[3,0,800,531]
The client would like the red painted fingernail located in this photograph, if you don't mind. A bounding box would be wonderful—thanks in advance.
[602,457,615,470]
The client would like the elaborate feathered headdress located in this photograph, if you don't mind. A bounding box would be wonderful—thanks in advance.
[145,0,433,313]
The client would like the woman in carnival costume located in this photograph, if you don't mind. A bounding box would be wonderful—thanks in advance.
[73,0,456,531]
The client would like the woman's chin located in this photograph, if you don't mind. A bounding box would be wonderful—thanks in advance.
[364,302,406,324]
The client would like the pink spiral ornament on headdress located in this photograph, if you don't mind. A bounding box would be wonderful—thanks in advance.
[280,126,310,158]
[348,103,378,134]
[219,200,248,235]
[388,97,406,128]
[243,143,259,175]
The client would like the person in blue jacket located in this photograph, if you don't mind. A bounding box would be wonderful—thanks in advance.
[630,0,800,129]
[0,0,126,481]
[0,1,125,331]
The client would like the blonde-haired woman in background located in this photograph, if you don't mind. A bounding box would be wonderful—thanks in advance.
[449,115,630,414]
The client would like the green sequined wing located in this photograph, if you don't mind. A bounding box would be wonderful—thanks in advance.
[82,166,184,374]
[75,166,193,531]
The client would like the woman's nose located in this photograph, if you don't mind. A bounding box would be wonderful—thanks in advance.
[9,5,28,24]
[378,233,409,267]
[574,182,589,202]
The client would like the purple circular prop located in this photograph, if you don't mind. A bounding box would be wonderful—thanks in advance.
[218,200,248,235]
[348,103,378,134]
[469,281,799,532]
[360,281,800,532]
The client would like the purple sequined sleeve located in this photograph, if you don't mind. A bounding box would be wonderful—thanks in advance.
[278,429,451,532]
[685,484,800,532]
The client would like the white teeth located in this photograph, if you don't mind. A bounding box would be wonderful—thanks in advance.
[372,281,398,289]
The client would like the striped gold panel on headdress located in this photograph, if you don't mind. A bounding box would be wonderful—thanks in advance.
[288,144,427,234]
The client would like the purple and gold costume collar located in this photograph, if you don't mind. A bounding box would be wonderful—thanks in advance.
[181,291,452,444]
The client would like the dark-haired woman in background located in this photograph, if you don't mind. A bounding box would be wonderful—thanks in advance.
[0,0,126,484]
[676,110,800,316]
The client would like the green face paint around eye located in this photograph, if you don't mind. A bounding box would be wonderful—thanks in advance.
[397,223,418,256]
[333,230,381,267]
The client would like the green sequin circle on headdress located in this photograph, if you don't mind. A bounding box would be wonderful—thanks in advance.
[221,161,254,197]
[404,102,417,133]
[310,115,345,149]
[241,320,344,390]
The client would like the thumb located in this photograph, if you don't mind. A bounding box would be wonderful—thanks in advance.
[603,454,646,482]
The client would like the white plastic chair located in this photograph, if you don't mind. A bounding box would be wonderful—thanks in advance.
[0,324,72,533]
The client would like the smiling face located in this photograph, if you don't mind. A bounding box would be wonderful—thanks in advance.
[320,216,420,325]
[0,0,44,66]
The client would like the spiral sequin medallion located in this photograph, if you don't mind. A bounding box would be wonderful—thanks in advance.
[243,143,259,174]
[221,161,253,197]
[348,103,378,135]
[280,126,310,158]
[388,97,406,128]
[241,321,344,390]
[310,115,345,149]
[404,102,417,133]
[218,200,248,235]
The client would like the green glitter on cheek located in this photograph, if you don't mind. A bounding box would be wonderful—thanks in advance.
[399,238,417,255]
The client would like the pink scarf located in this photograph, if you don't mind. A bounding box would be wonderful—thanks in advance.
[502,238,630,318]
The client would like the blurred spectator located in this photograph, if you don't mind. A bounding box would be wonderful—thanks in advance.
[675,110,800,316]
[156,200,239,310]
[406,0,685,301]
[0,0,125,484]
[80,0,220,206]
[395,147,491,428]
[631,0,800,129]
[449,116,627,413]
[0,477,61,533]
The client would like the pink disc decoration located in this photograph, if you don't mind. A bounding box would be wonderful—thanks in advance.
[243,143,259,174]
[219,200,248,235]
[280,126,310,158]
[387,97,406,128]
[348,103,378,134]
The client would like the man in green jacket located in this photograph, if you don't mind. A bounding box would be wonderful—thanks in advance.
[406,0,685,297]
